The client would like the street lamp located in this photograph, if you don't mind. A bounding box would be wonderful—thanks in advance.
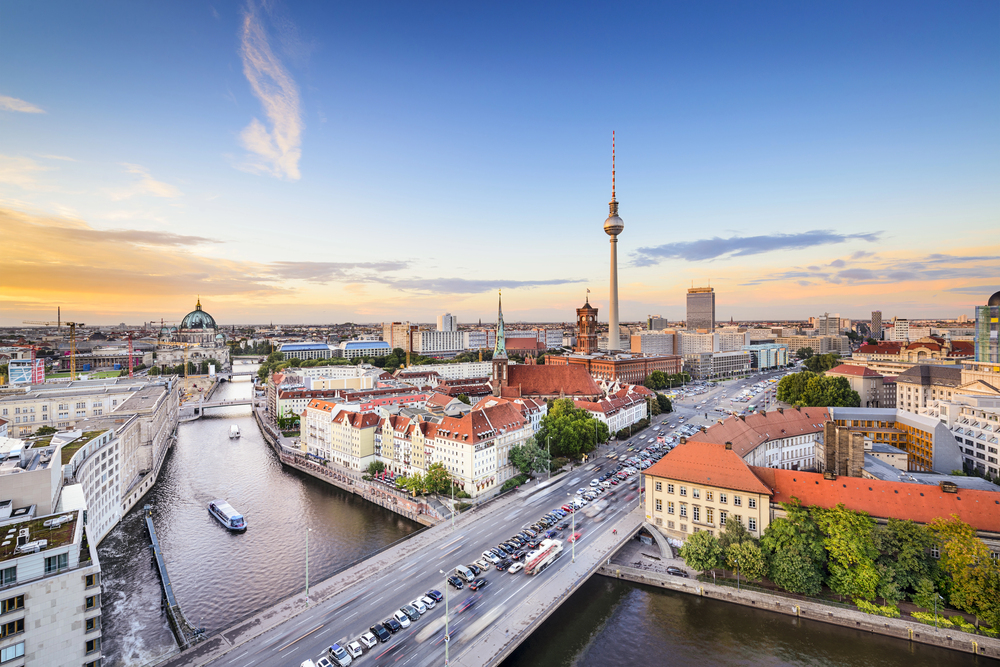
[305,527,313,605]
[547,435,551,481]
[439,570,450,665]
[934,593,944,629]
[567,492,576,563]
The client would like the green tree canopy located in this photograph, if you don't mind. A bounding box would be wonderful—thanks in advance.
[656,394,672,413]
[679,529,723,574]
[930,515,1000,628]
[726,541,767,583]
[508,437,551,475]
[802,353,842,373]
[424,462,451,494]
[761,501,827,595]
[796,347,814,359]
[718,516,753,552]
[815,504,880,601]
[777,372,860,407]
[535,399,609,459]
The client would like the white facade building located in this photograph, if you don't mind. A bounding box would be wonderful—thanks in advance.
[437,313,457,332]
[631,332,676,356]
[463,330,497,351]
[412,330,465,356]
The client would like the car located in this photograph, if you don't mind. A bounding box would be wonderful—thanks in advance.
[400,604,420,621]
[316,658,334,667]
[447,575,464,589]
[469,577,489,591]
[466,563,482,575]
[508,562,524,574]
[393,609,412,628]
[420,594,436,609]
[568,532,582,543]
[475,558,492,571]
[511,549,526,561]
[496,558,512,571]
[382,618,402,634]
[359,632,378,649]
[369,624,391,643]
[426,589,443,602]
[346,642,364,659]
[666,566,690,578]
[577,488,587,495]
[611,479,619,485]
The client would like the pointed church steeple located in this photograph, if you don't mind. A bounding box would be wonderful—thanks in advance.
[493,289,507,359]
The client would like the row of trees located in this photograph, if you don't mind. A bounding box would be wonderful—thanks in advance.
[644,371,691,390]
[776,371,860,407]
[508,437,552,475]
[536,398,610,460]
[380,461,454,496]
[793,349,843,374]
[679,501,1000,630]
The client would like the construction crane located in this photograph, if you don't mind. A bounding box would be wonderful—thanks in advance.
[23,320,85,380]
[157,341,194,378]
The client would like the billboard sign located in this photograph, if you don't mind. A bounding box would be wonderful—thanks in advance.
[9,358,45,385]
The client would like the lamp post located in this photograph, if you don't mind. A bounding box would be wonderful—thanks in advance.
[305,527,313,605]
[934,593,944,629]
[439,570,450,665]
[547,435,551,481]
[736,554,741,591]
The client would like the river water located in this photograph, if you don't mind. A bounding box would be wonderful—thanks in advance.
[98,368,420,667]
[99,366,988,667]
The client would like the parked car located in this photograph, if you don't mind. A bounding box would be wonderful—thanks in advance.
[346,642,364,659]
[392,610,411,628]
[369,624,391,643]
[381,617,401,634]
[359,632,379,649]
[666,566,689,578]
[469,577,489,591]
[447,575,464,589]
[496,558,513,571]
[400,604,420,622]
[425,589,444,602]
[466,563,482,575]
[328,643,352,667]
[420,595,436,609]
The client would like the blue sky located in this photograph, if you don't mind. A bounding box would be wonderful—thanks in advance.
[2,1,997,325]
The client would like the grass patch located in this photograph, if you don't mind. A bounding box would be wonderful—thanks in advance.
[61,430,108,465]
[0,513,78,564]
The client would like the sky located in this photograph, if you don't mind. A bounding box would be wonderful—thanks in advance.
[2,1,998,326]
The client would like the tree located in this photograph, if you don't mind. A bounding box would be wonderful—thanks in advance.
[649,395,661,416]
[796,347,814,360]
[777,371,815,404]
[645,371,668,390]
[366,460,386,477]
[508,437,551,475]
[535,399,609,459]
[402,473,426,496]
[727,541,767,583]
[761,502,827,595]
[929,515,1000,629]
[800,375,861,408]
[803,353,842,374]
[911,577,940,612]
[679,529,723,574]
[656,394,672,413]
[718,516,752,551]
[424,462,451,494]
[873,518,937,597]
[456,393,471,405]
[865,337,878,345]
[33,425,58,436]
[815,504,880,601]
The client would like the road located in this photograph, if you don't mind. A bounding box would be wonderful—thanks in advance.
[195,450,650,667]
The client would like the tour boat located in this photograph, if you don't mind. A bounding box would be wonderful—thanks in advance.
[208,499,247,532]
[229,424,241,439]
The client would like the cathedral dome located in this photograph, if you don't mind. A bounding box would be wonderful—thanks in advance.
[180,299,217,330]
[989,290,1000,307]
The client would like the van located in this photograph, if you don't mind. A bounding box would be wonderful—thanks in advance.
[301,661,317,667]
[455,565,475,582]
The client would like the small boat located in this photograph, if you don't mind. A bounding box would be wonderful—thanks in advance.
[229,424,241,439]
[209,499,247,532]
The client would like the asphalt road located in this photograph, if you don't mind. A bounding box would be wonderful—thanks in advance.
[201,447,649,667]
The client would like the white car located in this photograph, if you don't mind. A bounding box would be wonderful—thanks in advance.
[392,609,411,628]
[482,550,501,564]
[358,632,378,649]
[475,558,492,572]
[420,594,436,609]
[346,642,364,659]
[410,598,427,614]
[508,562,525,574]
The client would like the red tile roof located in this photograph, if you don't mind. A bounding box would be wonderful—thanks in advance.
[506,365,601,398]
[752,468,1000,533]
[644,441,773,495]
[828,364,882,378]
[687,407,829,458]
[505,337,545,352]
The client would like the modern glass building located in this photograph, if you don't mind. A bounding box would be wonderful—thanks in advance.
[686,286,715,332]
[974,290,1000,363]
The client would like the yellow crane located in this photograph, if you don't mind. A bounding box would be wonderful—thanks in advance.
[23,320,85,380]
[156,341,194,378]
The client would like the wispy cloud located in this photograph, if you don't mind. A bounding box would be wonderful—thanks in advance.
[384,277,584,294]
[632,230,882,266]
[0,95,45,114]
[268,261,409,283]
[237,1,302,180]
[108,164,182,200]
[0,155,51,190]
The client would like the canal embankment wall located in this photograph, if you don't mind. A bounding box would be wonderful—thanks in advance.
[597,564,1000,660]
[252,408,440,526]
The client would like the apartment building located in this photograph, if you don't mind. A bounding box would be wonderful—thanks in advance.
[277,343,336,360]
[573,386,649,435]
[630,332,675,356]
[412,330,465,357]
[303,400,380,470]
[921,394,1000,480]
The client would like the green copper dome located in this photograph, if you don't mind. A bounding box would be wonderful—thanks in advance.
[180,298,217,330]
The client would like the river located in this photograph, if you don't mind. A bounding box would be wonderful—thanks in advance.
[98,368,420,667]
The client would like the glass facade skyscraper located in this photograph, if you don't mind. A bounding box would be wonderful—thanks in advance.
[974,291,1000,363]
[686,287,715,332]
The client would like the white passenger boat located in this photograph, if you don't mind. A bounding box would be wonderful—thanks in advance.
[229,424,241,439]
[208,499,247,532]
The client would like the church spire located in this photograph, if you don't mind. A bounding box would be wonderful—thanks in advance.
[493,289,507,359]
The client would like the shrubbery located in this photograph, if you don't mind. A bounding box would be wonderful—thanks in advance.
[855,600,900,618]
[501,474,529,493]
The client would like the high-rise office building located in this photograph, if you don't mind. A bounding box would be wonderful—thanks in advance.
[975,291,1000,363]
[647,315,668,330]
[871,311,883,340]
[817,313,841,336]
[437,313,457,332]
[686,287,715,331]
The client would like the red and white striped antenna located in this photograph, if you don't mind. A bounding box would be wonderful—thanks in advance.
[612,130,616,201]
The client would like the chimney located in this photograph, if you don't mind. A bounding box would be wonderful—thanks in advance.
[700,426,707,433]
[939,480,959,494]
[776,407,783,414]
[725,441,732,450]
[679,436,687,445]
[760,410,766,417]
[823,470,837,480]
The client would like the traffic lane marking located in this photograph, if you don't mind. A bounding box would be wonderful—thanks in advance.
[277,623,324,651]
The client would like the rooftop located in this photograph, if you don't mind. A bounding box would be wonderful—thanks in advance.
[644,440,773,496]
[0,511,79,565]
[279,343,332,351]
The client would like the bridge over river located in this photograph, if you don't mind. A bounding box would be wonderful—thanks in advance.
[152,469,660,667]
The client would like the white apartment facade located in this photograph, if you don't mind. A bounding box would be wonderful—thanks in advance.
[412,330,465,356]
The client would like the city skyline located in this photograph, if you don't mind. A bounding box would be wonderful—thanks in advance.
[2,2,998,326]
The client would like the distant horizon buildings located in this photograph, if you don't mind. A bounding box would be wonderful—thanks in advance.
[871,310,883,340]
[686,286,715,332]
[437,313,457,332]
[975,290,1000,363]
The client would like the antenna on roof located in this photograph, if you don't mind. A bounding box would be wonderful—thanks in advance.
[612,130,616,201]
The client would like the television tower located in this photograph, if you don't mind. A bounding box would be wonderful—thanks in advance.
[603,131,624,352]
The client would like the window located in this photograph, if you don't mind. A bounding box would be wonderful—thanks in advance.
[655,499,662,512]
[0,568,14,586]
[692,488,700,499]
[86,637,101,654]
[86,616,101,633]
[0,597,23,615]
[667,501,674,514]
[679,486,687,497]
[693,506,700,522]
[45,553,69,574]
[720,511,727,526]
[706,508,714,524]
[667,484,674,494]
[748,517,757,532]
[930,546,940,559]
[654,517,662,526]
[655,481,662,492]
[86,594,101,610]
[706,491,714,501]
[667,521,675,529]
[0,619,23,639]
[733,495,742,506]
[0,643,23,663]
[719,493,727,504]
[86,573,100,588]
[679,504,687,517]
[748,497,757,509]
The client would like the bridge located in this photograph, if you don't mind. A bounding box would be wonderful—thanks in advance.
[145,505,204,650]
[151,461,670,667]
